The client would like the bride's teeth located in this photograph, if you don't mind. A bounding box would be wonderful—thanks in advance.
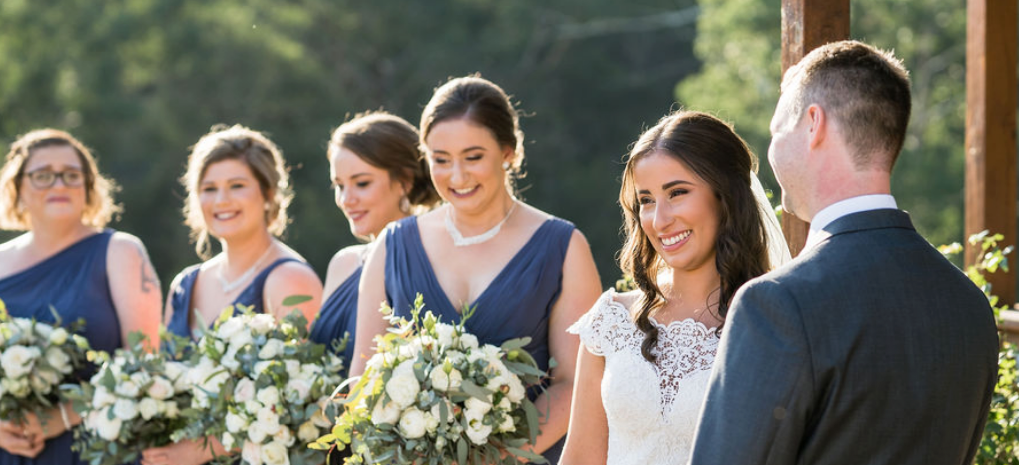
[453,187,474,195]
[662,230,691,246]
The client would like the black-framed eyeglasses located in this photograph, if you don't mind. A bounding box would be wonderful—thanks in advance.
[24,169,85,189]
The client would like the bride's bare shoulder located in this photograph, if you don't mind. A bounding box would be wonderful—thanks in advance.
[607,289,642,312]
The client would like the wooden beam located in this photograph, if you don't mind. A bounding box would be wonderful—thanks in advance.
[965,0,1017,305]
[779,0,850,256]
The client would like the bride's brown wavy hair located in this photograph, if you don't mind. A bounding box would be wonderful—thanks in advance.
[619,111,771,362]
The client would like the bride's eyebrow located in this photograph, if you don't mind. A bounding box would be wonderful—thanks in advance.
[661,180,693,190]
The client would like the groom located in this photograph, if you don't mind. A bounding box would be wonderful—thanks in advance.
[688,41,999,464]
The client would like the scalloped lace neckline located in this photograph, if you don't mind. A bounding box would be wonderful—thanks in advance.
[603,291,720,334]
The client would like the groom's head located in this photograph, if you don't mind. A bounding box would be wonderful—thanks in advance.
[768,40,911,219]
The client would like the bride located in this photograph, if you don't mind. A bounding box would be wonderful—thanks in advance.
[560,111,789,464]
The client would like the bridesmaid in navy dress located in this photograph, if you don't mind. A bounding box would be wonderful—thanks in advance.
[311,111,439,372]
[0,129,162,464]
[350,77,602,463]
[140,125,322,465]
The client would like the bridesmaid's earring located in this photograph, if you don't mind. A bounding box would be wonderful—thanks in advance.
[399,196,411,214]
[502,161,510,170]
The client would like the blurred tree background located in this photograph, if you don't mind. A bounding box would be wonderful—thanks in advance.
[0,0,970,292]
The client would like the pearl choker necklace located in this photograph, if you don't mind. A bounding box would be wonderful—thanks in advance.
[444,201,518,247]
[217,241,276,293]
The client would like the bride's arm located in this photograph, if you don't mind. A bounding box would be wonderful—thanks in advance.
[559,344,609,464]
[527,230,601,456]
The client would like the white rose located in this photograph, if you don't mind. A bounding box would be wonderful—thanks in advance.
[370,400,402,426]
[94,410,123,441]
[1,345,40,378]
[496,397,511,411]
[115,379,140,398]
[229,330,254,350]
[272,427,294,447]
[48,327,68,346]
[147,376,174,400]
[464,396,492,416]
[285,378,311,402]
[36,368,60,387]
[216,318,245,341]
[249,314,275,335]
[226,411,249,433]
[392,359,415,378]
[365,353,386,372]
[32,322,53,340]
[297,421,319,443]
[430,400,455,424]
[299,363,322,380]
[258,339,285,359]
[434,324,455,347]
[234,378,257,402]
[423,411,439,434]
[213,340,227,358]
[242,440,263,465]
[138,397,160,420]
[429,368,462,392]
[256,386,280,406]
[256,406,281,435]
[385,374,419,408]
[245,399,262,415]
[465,419,492,445]
[130,371,151,388]
[506,376,526,403]
[113,398,139,420]
[247,422,269,444]
[284,360,301,378]
[1,377,30,398]
[164,361,188,391]
[253,361,273,376]
[164,401,180,419]
[92,385,117,409]
[398,407,427,439]
[459,333,479,350]
[261,441,289,465]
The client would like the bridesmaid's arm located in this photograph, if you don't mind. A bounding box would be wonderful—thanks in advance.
[263,262,323,327]
[323,245,366,298]
[559,345,609,464]
[529,229,601,455]
[163,271,185,328]
[107,232,162,350]
[348,231,391,377]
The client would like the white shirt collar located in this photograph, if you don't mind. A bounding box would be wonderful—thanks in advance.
[803,194,898,250]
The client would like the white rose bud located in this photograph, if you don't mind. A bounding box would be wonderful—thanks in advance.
[423,411,439,434]
[398,407,427,439]
[297,421,319,443]
[113,398,139,420]
[256,386,280,406]
[234,378,257,403]
[260,441,289,465]
[258,339,285,359]
[497,414,516,432]
[48,327,68,345]
[226,411,249,433]
[506,376,526,403]
[241,440,263,465]
[1,345,40,378]
[370,400,402,426]
[429,367,462,392]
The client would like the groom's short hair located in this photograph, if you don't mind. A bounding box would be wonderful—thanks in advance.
[781,40,911,171]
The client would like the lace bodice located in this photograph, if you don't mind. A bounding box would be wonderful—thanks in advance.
[567,290,720,464]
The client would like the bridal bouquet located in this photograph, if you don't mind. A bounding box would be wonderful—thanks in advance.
[313,295,548,465]
[67,331,192,465]
[175,303,345,465]
[0,298,90,424]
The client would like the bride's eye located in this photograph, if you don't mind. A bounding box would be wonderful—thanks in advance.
[669,188,689,199]
[638,196,654,206]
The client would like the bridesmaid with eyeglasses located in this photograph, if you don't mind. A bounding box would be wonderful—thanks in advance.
[0,129,162,464]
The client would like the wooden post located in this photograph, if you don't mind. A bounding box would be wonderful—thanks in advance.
[965,0,1017,306]
[779,0,850,256]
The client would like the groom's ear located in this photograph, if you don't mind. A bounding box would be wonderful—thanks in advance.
[806,104,827,150]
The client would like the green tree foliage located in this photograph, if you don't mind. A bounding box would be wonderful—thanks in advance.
[0,0,701,288]
[677,0,967,246]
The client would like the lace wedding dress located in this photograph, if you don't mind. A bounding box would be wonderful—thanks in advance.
[568,290,720,464]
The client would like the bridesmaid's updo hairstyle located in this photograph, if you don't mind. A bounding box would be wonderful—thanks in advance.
[329,111,440,214]
[182,124,292,259]
[619,111,770,362]
[0,128,120,230]
[419,75,525,189]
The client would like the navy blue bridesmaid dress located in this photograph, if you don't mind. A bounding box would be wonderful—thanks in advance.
[309,266,360,376]
[0,230,121,465]
[166,258,302,338]
[383,215,575,463]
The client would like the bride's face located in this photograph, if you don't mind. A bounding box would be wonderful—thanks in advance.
[633,151,720,274]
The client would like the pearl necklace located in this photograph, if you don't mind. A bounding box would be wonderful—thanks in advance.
[217,241,276,293]
[444,201,518,247]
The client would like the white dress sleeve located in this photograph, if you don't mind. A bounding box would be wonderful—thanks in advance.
[567,289,630,356]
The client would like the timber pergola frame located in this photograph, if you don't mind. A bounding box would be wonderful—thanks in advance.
[780,1,1018,335]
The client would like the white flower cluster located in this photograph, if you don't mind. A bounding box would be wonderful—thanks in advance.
[183,310,343,465]
[0,311,89,421]
[325,304,544,465]
[81,354,189,443]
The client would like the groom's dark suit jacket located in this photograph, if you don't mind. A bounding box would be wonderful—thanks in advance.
[688,209,999,465]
